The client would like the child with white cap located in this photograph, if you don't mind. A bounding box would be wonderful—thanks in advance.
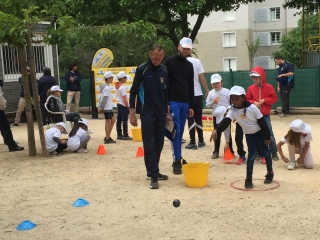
[45,122,68,154]
[214,106,232,152]
[115,71,132,140]
[211,86,273,189]
[276,119,313,170]
[67,118,91,153]
[206,73,234,159]
[98,71,116,144]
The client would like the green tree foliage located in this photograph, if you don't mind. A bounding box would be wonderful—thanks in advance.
[58,29,177,77]
[283,0,320,13]
[273,13,319,67]
[245,38,260,70]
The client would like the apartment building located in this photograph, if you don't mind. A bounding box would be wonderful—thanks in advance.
[188,0,299,72]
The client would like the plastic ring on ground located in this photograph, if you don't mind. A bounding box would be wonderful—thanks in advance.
[230,179,280,191]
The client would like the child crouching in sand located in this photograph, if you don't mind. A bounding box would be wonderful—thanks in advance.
[67,118,91,153]
[277,119,313,170]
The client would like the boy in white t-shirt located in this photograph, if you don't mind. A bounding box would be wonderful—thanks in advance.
[115,71,132,140]
[45,122,68,154]
[211,86,274,189]
[206,74,233,159]
[185,56,209,150]
[67,118,90,153]
[98,71,116,144]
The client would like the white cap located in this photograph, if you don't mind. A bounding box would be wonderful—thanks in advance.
[211,74,222,83]
[117,71,129,79]
[50,85,63,92]
[78,118,88,127]
[214,106,227,124]
[290,119,311,134]
[250,71,261,77]
[104,71,115,79]
[229,85,246,96]
[56,122,67,134]
[179,37,192,49]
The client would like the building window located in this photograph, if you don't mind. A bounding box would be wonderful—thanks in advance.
[270,8,280,20]
[223,32,236,47]
[223,58,237,71]
[223,10,235,21]
[271,32,281,45]
[254,56,276,69]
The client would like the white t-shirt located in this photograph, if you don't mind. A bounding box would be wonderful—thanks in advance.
[281,132,313,148]
[226,104,263,134]
[100,84,113,111]
[45,128,61,152]
[67,128,87,151]
[116,85,128,106]
[187,57,205,96]
[206,88,230,115]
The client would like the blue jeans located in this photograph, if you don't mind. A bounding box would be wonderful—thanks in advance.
[165,101,189,161]
[245,130,273,179]
[263,115,277,152]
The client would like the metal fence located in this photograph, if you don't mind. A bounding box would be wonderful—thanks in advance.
[59,66,320,110]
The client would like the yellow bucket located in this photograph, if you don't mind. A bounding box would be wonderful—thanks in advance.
[182,162,210,188]
[131,127,142,142]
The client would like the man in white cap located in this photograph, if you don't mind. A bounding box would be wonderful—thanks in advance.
[164,37,194,174]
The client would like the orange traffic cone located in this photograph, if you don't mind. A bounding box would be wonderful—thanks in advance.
[223,148,234,161]
[97,144,107,155]
[136,146,144,157]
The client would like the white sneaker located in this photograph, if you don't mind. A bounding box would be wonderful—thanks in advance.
[287,160,296,170]
[77,148,87,153]
[86,129,93,134]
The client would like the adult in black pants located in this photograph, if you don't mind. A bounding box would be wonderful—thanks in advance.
[274,56,294,118]
[38,67,57,125]
[0,80,24,152]
[185,56,209,150]
[129,45,170,189]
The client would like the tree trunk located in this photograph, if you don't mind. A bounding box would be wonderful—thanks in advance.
[25,32,48,157]
[17,43,37,156]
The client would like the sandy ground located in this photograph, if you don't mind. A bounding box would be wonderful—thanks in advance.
[1,113,320,240]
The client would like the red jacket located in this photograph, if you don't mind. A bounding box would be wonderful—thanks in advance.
[246,66,278,116]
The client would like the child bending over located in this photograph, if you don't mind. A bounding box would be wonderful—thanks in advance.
[277,119,313,170]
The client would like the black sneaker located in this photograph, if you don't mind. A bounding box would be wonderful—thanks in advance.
[12,123,19,127]
[264,172,274,184]
[117,136,124,140]
[185,143,197,150]
[123,136,133,140]
[198,141,206,148]
[245,179,253,189]
[172,161,182,174]
[9,146,24,152]
[150,178,159,189]
[104,138,116,144]
[146,173,168,180]
[271,151,279,161]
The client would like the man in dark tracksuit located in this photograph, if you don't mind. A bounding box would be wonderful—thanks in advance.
[164,37,194,175]
[274,56,294,118]
[129,45,170,189]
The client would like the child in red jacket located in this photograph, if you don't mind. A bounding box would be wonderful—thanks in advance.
[246,66,279,161]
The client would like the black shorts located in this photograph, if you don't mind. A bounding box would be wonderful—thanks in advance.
[103,112,114,119]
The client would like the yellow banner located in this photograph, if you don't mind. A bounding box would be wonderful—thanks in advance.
[93,66,137,107]
[91,48,114,69]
